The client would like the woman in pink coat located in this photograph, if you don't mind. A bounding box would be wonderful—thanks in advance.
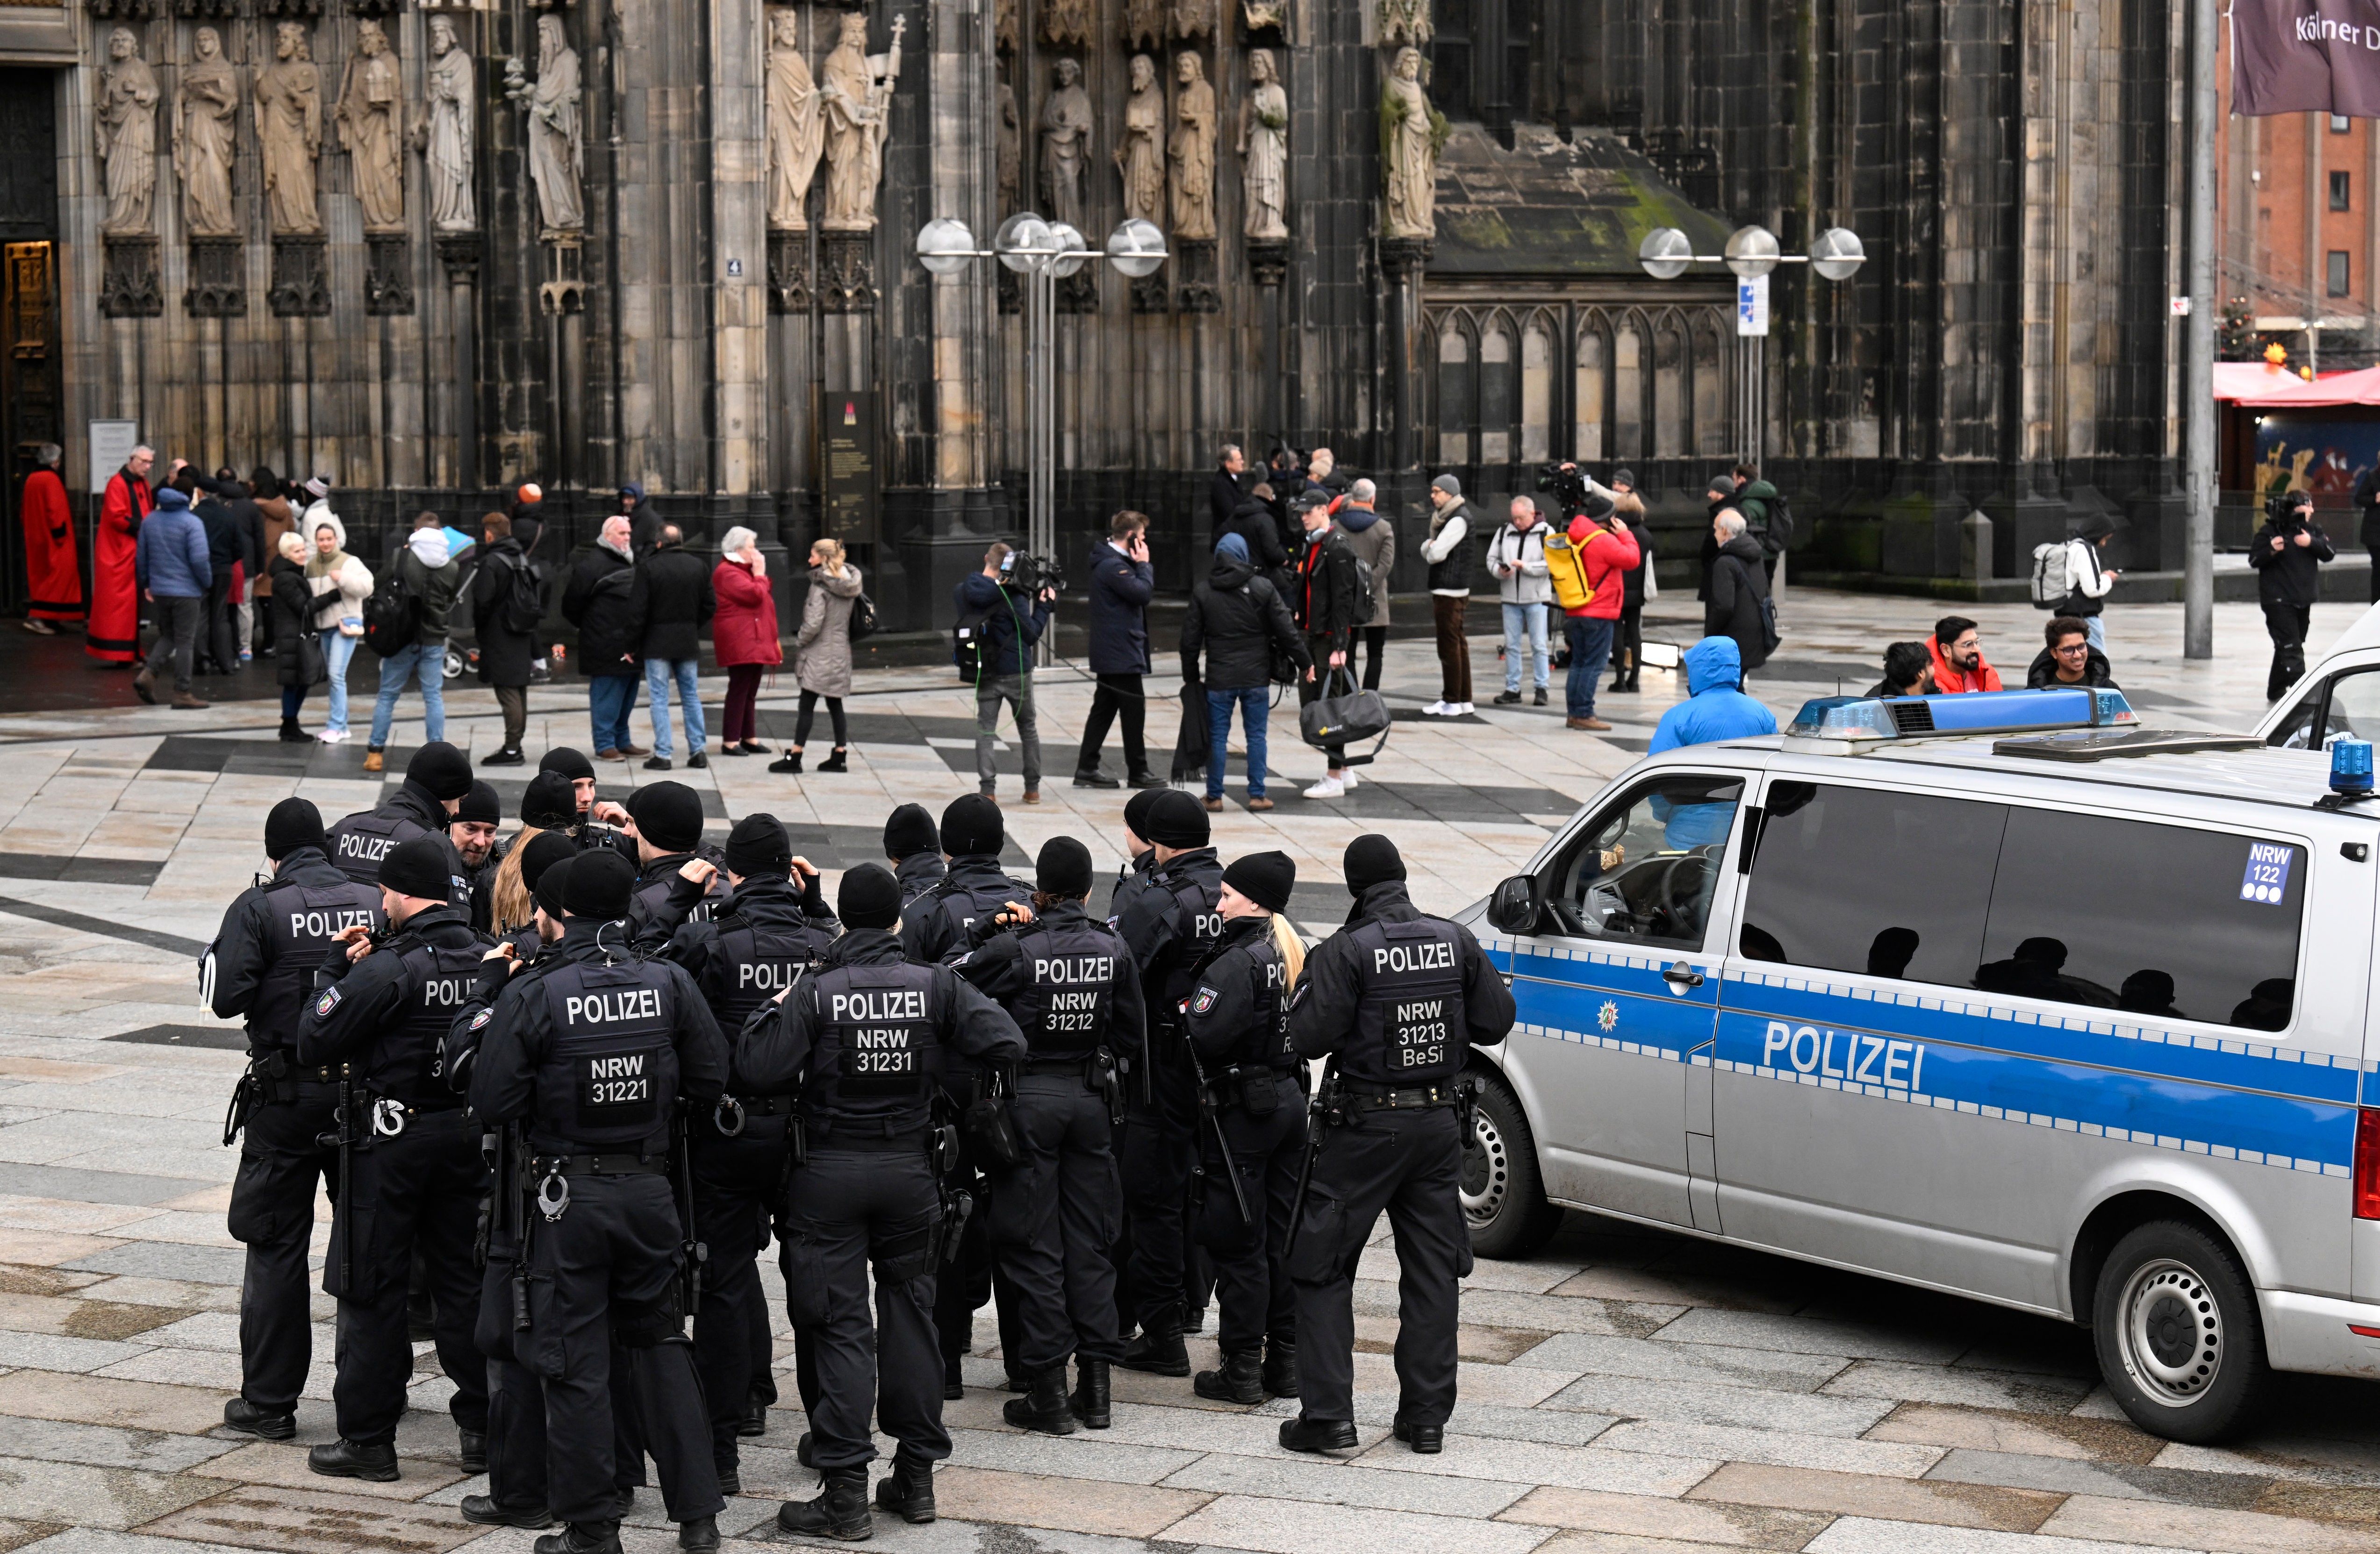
[711,527,781,755]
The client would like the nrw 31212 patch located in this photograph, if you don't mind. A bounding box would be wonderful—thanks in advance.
[1191,987,1219,1016]
[314,986,341,1018]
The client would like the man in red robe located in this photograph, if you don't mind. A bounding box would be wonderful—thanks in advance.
[20,444,79,635]
[88,444,153,666]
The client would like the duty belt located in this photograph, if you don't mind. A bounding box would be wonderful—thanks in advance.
[802,1122,932,1154]
[1021,1053,1102,1077]
[1346,1082,1462,1111]
[530,1153,670,1177]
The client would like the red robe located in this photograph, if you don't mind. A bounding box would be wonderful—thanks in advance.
[20,469,79,622]
[87,468,150,663]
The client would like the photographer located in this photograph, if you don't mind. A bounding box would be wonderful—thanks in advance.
[959,541,1056,804]
[2251,489,2335,702]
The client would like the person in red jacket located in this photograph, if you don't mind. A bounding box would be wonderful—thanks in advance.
[1926,615,2003,693]
[1563,491,1640,730]
[20,444,80,634]
[89,444,154,665]
[711,526,781,757]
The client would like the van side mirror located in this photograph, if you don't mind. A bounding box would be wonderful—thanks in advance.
[1487,875,1542,935]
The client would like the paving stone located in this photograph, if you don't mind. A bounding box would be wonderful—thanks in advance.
[2154,1441,2380,1488]
[0,1333,153,1375]
[1544,1373,1889,1438]
[1091,1403,1389,1460]
[1649,1311,1965,1367]
[1819,1361,2094,1414]
[1162,1492,1557,1554]
[0,1199,160,1238]
[2040,1494,2380,1553]
[0,1522,65,1554]
[11,1530,235,1554]
[0,1416,238,1474]
[185,1441,462,1500]
[1685,1462,2058,1534]
[57,1246,243,1288]
[1446,1289,1682,1339]
[1352,1316,1552,1364]
[65,1282,237,1316]
[0,1268,102,1298]
[1593,1421,1942,1479]
[924,1466,1208,1539]
[1159,1451,1533,1517]
[1351,1351,1575,1407]
[1511,1334,1849,1394]
[1924,1448,2267,1509]
[1351,1433,1716,1497]
[0,1233,122,1268]
[1864,1404,2163,1465]
[2255,1481,2380,1525]
[140,1483,489,1553]
[0,1295,180,1343]
[1803,1518,2204,1554]
[1339,1393,1623,1447]
[0,1457,223,1530]
[126,1315,243,1354]
[1497,1485,1832,1549]
[0,1372,229,1435]
[1546,1268,1811,1316]
[90,1350,243,1393]
[943,1427,1199,1485]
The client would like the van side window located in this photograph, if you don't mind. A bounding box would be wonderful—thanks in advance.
[1982,809,2303,1031]
[1739,781,2006,987]
[1543,774,1744,949]
[2326,670,2380,745]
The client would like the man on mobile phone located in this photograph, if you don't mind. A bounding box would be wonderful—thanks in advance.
[1077,512,1163,791]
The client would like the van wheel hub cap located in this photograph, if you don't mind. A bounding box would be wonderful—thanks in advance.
[2119,1258,2221,1406]
[1460,1107,1507,1227]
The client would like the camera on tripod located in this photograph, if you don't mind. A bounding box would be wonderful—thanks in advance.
[1536,462,1591,512]
[1000,551,1066,595]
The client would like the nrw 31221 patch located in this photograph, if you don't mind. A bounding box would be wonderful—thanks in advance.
[1191,986,1219,1016]
[314,986,341,1019]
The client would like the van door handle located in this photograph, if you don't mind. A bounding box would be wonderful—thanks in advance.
[1662,962,1706,989]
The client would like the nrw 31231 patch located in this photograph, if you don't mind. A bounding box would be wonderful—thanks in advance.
[1191,987,1218,1016]
[314,986,341,1018]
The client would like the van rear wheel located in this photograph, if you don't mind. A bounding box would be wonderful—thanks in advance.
[1463,1074,1561,1260]
[2090,1219,2269,1443]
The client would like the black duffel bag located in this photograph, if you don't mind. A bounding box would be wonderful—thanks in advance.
[1299,666,1391,752]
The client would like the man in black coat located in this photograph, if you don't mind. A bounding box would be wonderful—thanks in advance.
[621,483,664,558]
[1182,532,1308,812]
[1075,511,1164,791]
[193,473,242,676]
[1704,509,1774,675]
[1290,496,1363,799]
[471,513,537,766]
[562,514,648,762]
[1209,444,1247,538]
[628,524,717,771]
[2251,490,2335,702]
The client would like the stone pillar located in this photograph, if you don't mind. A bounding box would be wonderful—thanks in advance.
[439,236,480,494]
[714,0,768,540]
[541,236,587,494]
[1380,236,1432,473]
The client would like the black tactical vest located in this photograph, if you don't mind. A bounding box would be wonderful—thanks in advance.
[250,878,381,1051]
[531,955,684,1154]
[1212,932,1295,1071]
[1011,920,1128,1058]
[801,960,950,1134]
[325,808,434,889]
[369,933,489,1105]
[922,873,1030,952]
[1148,862,1224,1008]
[1343,916,1467,1088]
[705,917,828,1055]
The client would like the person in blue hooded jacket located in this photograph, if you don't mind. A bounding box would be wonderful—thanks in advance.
[133,481,215,708]
[1648,637,1776,847]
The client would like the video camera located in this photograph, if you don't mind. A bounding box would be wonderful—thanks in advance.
[999,550,1066,595]
[1536,462,1591,512]
[2266,488,2315,526]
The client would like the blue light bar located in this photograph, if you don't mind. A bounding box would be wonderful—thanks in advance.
[1786,687,2137,741]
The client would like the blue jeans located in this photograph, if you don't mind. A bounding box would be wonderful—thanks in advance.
[646,658,704,759]
[1502,602,1550,692]
[320,630,357,733]
[589,673,639,754]
[2084,615,2106,652]
[1206,686,1269,801]
[369,640,447,747]
[1566,617,1613,720]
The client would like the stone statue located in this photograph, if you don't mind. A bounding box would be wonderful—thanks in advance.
[172,28,237,239]
[524,14,583,232]
[417,14,476,233]
[253,22,322,236]
[1114,54,1163,227]
[766,7,822,229]
[1243,0,1289,32]
[1168,52,1215,241]
[335,19,402,233]
[1239,48,1287,240]
[819,11,903,230]
[1042,0,1091,48]
[94,29,159,237]
[1380,0,1433,47]
[1171,0,1215,38]
[1124,0,1162,50]
[996,76,1019,216]
[1038,57,1090,233]
[1380,46,1443,241]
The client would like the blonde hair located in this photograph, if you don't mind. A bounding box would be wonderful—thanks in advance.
[277,530,308,562]
[490,824,545,934]
[1270,913,1305,990]
[811,537,846,575]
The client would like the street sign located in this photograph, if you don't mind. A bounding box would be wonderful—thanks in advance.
[1736,275,1770,337]
[87,420,136,495]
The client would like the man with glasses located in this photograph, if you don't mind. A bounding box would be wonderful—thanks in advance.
[2025,616,2118,690]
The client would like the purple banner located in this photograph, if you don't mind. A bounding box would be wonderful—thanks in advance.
[2234,0,2380,117]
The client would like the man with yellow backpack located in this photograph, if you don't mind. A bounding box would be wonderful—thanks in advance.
[1543,488,1640,731]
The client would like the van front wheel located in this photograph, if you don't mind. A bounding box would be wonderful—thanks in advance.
[1463,1074,1561,1260]
[2091,1219,2269,1443]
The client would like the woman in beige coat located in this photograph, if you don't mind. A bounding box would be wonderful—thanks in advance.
[771,537,864,775]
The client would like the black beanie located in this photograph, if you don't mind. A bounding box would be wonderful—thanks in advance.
[725,813,791,878]
[534,855,574,921]
[838,862,903,930]
[1223,850,1296,915]
[1343,834,1406,895]
[883,802,939,862]
[520,772,580,831]
[1037,837,1095,898]
[457,780,502,827]
[940,794,1003,858]
[1143,788,1210,849]
[538,747,596,784]
[405,741,474,801]
[564,849,636,919]
[518,831,578,896]
[631,781,705,853]
[265,797,325,861]
[1122,786,1164,843]
[379,837,455,901]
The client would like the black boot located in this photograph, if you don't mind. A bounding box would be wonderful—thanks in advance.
[276,717,308,744]
[1261,1338,1300,1398]
[944,1355,968,1401]
[769,751,804,775]
[796,1429,816,1469]
[458,1428,487,1474]
[817,747,848,773]
[1118,1303,1189,1376]
[1193,1349,1264,1405]
[1069,1357,1111,1429]
[739,1391,768,1437]
[778,1468,872,1540]
[306,1436,398,1482]
[1278,1416,1359,1454]
[678,1515,721,1551]
[460,1494,555,1528]
[875,1455,937,1524]
[222,1396,294,1440]
[1002,1365,1079,1435]
[533,1521,624,1554]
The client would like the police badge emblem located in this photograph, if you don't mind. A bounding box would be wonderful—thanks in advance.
[471,1008,492,1029]
[1598,999,1619,1033]
[315,987,340,1018]
[1191,986,1218,1015]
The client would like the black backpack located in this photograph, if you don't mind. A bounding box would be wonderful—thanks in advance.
[496,552,544,635]
[848,590,879,644]
[1760,492,1796,555]
[363,566,421,657]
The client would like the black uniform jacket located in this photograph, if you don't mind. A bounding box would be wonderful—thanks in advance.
[734,928,1025,1095]
[1287,881,1515,1062]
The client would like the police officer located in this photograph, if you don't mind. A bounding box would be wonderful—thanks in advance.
[740,864,1026,1539]
[536,749,633,855]
[294,837,495,1481]
[454,780,506,933]
[884,802,945,903]
[467,849,728,1554]
[947,837,1144,1434]
[203,798,385,1442]
[1112,788,1223,1374]
[1104,787,1163,926]
[624,782,730,939]
[642,814,838,1491]
[326,740,474,895]
[1277,835,1514,1455]
[1181,850,1307,1405]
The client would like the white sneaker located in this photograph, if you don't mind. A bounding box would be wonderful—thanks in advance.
[1304,776,1347,799]
[1456,702,1476,716]
[1421,701,1449,716]
[317,728,348,744]
[1340,768,1360,789]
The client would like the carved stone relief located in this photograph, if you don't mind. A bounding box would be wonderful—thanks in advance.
[1171,0,1213,39]
[1123,0,1161,51]
[94,27,158,237]
[766,7,822,230]
[173,28,237,238]
[1042,0,1090,48]
[996,75,1019,216]
[335,19,402,232]
[417,14,476,233]
[1380,0,1433,47]
[1239,48,1286,240]
[1114,54,1161,227]
[819,12,902,231]
[253,21,322,236]
[1039,57,1090,233]
[1168,51,1215,241]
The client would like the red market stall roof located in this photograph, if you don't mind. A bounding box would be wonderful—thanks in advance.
[2218,362,2380,407]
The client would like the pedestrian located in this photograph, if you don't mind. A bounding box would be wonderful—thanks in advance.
[957,542,1053,804]
[470,512,537,766]
[737,862,1026,1539]
[1419,474,1478,715]
[452,780,505,933]
[1334,479,1396,691]
[620,482,663,557]
[204,797,385,1446]
[1650,637,1778,753]
[215,469,264,664]
[1733,462,1786,583]
[190,472,240,674]
[1277,833,1515,1455]
[88,443,153,667]
[1608,469,1652,693]
[620,781,732,942]
[1925,615,2003,693]
[778,537,861,775]
[1702,509,1772,679]
[2027,615,2120,690]
[1183,531,1308,814]
[1560,491,1640,731]
[364,515,462,773]
[562,513,648,762]
[629,523,716,771]
[304,510,373,745]
[1076,510,1163,790]
[1210,443,1248,535]
[251,467,293,654]
[1302,447,1347,503]
[1864,640,1934,698]
[299,473,335,538]
[1290,495,1362,798]
[1696,473,1736,599]
[946,835,1146,1435]
[20,444,79,635]
[1486,495,1552,706]
[131,478,211,709]
[1221,485,1288,582]
[884,802,946,904]
[2056,514,2119,652]
[710,526,780,759]
[268,532,329,741]
[1183,848,1307,1407]
[2251,490,2333,702]
[488,775,580,936]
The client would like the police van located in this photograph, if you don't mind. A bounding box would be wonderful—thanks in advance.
[1464,685,2380,1442]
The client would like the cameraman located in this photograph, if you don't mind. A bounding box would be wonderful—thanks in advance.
[2251,490,2335,702]
[959,541,1055,804]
